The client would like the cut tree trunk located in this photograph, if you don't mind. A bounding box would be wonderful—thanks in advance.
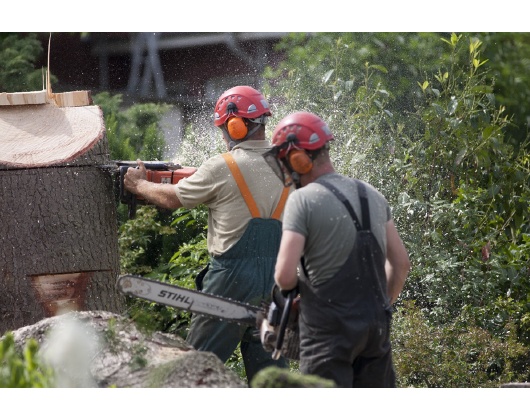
[0,164,124,332]
[0,90,124,334]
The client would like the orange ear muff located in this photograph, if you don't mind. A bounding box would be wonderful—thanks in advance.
[226,117,248,140]
[288,149,313,174]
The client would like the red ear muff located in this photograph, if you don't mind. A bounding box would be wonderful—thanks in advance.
[226,117,248,140]
[288,149,313,174]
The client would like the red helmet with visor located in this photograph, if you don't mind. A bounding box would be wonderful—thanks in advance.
[271,111,334,158]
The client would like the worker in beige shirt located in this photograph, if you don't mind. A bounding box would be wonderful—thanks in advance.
[124,86,292,384]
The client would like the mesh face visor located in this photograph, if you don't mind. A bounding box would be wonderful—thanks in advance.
[247,115,269,125]
[262,148,295,188]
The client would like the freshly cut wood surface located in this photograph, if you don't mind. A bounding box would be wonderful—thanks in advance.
[0,103,105,167]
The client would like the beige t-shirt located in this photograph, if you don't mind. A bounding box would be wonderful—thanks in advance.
[174,140,291,256]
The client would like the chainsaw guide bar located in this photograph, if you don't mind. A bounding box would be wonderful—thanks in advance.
[117,274,261,326]
[117,274,301,360]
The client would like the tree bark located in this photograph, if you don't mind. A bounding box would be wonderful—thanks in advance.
[0,141,124,334]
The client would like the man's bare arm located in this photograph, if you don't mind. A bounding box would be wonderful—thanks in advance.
[385,219,410,304]
[124,160,183,210]
[274,230,305,292]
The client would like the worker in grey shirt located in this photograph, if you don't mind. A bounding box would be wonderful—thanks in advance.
[271,111,410,387]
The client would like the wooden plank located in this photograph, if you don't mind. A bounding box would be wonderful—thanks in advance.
[0,90,92,107]
[0,90,47,106]
[53,91,93,107]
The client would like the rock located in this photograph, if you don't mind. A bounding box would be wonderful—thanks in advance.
[9,310,246,388]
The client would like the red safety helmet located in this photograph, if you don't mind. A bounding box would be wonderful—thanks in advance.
[214,85,272,127]
[272,111,334,158]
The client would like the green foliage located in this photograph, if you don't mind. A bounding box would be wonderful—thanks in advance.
[118,204,208,279]
[0,33,55,92]
[392,301,529,387]
[266,32,530,386]
[123,102,172,161]
[94,92,136,161]
[120,205,209,336]
[166,207,209,284]
[225,344,247,380]
[0,332,55,388]
[250,366,336,388]
[92,92,172,162]
[118,206,179,276]
[389,35,530,334]
[479,32,530,148]
[265,33,447,133]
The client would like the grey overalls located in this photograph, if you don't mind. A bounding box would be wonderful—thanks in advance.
[297,178,396,387]
[186,152,290,383]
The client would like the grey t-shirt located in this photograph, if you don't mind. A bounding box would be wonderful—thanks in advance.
[282,172,391,286]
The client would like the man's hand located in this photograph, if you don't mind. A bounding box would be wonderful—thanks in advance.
[122,159,183,210]
[124,159,147,195]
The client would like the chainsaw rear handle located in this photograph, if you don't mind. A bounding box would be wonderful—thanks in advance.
[119,165,138,218]
[272,288,297,360]
[115,161,197,219]
[118,161,175,218]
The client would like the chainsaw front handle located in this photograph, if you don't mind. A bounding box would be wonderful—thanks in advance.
[272,288,296,360]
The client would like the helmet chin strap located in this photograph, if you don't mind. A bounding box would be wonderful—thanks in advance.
[244,123,262,139]
[291,171,302,189]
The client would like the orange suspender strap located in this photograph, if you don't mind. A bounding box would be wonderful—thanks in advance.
[271,186,290,220]
[222,153,290,220]
[222,153,261,218]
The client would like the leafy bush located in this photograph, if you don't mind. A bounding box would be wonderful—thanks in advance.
[392,301,529,387]
[265,32,530,386]
[0,33,54,92]
[118,206,178,276]
[120,205,209,336]
[93,92,172,162]
[0,332,55,388]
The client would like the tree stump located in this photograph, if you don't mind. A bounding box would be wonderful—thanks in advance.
[0,90,124,334]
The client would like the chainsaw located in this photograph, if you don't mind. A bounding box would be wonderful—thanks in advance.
[117,274,300,360]
[100,161,197,219]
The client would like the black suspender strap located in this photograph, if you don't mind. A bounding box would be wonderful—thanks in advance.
[357,180,371,230]
[315,178,370,231]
